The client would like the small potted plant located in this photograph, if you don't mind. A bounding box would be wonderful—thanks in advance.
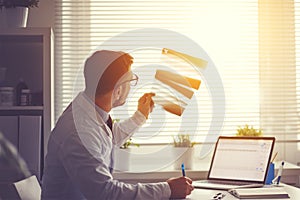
[0,0,39,8]
[173,134,195,170]
[120,138,140,149]
[236,124,263,137]
[0,0,40,28]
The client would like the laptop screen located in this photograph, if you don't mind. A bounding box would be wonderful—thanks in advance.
[208,136,275,183]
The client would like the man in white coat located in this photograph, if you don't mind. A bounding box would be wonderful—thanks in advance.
[41,50,194,199]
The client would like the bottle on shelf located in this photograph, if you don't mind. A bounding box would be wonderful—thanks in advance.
[0,86,14,106]
[20,89,32,106]
[15,78,28,106]
[0,65,14,106]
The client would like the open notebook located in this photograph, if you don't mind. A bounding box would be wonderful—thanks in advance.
[193,136,275,190]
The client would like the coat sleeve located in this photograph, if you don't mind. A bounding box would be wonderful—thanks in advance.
[58,130,171,200]
[112,111,146,147]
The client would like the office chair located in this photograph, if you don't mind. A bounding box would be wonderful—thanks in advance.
[0,132,41,200]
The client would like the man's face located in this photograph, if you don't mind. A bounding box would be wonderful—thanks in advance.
[111,71,138,108]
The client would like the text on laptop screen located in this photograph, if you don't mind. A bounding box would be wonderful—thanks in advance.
[209,138,273,182]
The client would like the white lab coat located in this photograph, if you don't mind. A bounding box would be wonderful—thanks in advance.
[41,92,171,200]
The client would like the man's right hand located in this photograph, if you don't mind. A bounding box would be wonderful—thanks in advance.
[137,93,155,119]
[166,176,194,199]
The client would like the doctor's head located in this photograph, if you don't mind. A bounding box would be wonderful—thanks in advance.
[84,50,138,110]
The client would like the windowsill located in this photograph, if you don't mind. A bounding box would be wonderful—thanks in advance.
[112,145,211,181]
[112,146,300,186]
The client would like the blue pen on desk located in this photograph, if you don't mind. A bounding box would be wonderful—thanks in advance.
[181,163,186,176]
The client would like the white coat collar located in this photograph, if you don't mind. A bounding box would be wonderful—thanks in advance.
[72,92,113,138]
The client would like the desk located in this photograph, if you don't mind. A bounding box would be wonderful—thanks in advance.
[186,184,300,200]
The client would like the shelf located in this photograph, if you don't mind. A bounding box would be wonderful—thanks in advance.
[0,28,53,181]
[0,106,43,111]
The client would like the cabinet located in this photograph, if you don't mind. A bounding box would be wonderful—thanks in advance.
[0,28,53,181]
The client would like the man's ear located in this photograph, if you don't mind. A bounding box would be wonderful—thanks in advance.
[113,85,122,99]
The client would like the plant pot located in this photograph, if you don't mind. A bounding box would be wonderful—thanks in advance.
[114,148,131,172]
[173,147,194,170]
[0,7,29,28]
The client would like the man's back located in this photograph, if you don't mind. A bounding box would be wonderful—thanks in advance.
[41,101,85,199]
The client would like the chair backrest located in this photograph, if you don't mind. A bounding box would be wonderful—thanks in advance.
[0,175,41,200]
[0,131,31,182]
[14,175,41,200]
[0,132,40,199]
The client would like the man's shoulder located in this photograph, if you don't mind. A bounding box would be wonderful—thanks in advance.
[51,102,104,141]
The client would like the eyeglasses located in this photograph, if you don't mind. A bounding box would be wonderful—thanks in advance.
[129,73,139,86]
[117,73,139,87]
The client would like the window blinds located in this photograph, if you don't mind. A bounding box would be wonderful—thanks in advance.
[54,0,300,160]
[259,0,300,162]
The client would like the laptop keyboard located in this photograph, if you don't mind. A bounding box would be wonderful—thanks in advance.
[205,180,251,186]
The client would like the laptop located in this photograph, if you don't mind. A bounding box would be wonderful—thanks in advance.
[193,136,275,190]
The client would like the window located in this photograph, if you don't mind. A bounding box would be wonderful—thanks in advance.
[55,0,300,164]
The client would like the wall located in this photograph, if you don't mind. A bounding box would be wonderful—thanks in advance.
[27,0,55,29]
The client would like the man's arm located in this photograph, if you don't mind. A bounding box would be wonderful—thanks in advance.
[112,93,154,146]
[59,133,171,200]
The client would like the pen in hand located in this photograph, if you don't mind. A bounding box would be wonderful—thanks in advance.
[181,163,186,177]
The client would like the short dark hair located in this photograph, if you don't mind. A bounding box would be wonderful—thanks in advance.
[84,50,133,97]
